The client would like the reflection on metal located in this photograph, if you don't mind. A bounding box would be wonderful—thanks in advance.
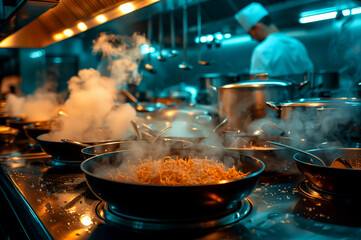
[0,0,160,48]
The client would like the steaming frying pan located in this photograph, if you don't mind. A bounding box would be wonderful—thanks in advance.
[81,148,265,220]
[37,133,117,163]
[294,148,361,197]
[202,135,313,174]
[81,138,193,159]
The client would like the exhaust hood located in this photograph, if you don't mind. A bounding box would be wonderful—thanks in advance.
[0,0,59,42]
[0,0,160,48]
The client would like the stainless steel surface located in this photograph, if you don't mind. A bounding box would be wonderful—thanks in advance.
[1,148,361,239]
[218,80,297,132]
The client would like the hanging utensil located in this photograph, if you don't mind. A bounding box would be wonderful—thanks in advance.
[178,0,192,70]
[168,8,179,58]
[145,17,156,73]
[157,5,166,62]
[197,1,210,66]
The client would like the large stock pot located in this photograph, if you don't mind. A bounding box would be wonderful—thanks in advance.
[218,79,298,132]
[266,98,361,143]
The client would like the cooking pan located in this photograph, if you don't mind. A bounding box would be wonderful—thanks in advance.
[202,134,312,174]
[6,117,48,139]
[293,148,361,197]
[37,133,117,164]
[81,148,265,220]
[81,138,193,159]
[23,121,54,143]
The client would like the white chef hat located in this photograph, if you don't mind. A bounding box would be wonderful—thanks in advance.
[234,2,269,31]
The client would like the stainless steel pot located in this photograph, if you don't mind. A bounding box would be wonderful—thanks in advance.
[266,98,361,143]
[196,73,243,105]
[218,79,298,132]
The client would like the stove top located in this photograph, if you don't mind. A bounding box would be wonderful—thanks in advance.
[0,151,360,240]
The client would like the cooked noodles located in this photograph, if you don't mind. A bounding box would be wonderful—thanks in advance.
[107,156,250,186]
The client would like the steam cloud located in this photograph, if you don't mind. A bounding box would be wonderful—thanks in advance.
[93,32,148,87]
[49,32,151,141]
[5,87,61,122]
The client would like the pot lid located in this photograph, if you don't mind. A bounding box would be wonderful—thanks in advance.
[279,98,361,107]
[220,80,293,89]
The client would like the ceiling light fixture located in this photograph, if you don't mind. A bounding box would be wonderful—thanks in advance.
[119,3,135,14]
[299,11,338,24]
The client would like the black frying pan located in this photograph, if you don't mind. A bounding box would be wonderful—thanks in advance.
[81,148,265,220]
[37,133,116,162]
[294,148,361,197]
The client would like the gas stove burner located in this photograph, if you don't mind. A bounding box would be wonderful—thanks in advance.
[95,198,252,231]
[297,180,361,204]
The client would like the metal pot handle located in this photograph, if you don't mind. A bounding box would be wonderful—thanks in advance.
[298,80,309,90]
[265,101,280,113]
[208,84,217,91]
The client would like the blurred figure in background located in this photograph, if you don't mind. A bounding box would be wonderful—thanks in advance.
[234,2,313,78]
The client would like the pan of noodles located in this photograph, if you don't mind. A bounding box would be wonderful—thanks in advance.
[81,148,265,220]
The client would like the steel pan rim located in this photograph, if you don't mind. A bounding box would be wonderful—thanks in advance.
[81,138,194,157]
[293,149,361,171]
[80,150,265,188]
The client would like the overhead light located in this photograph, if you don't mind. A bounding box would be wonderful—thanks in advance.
[63,29,74,37]
[342,9,351,16]
[299,11,338,24]
[299,5,361,24]
[53,33,64,41]
[77,22,88,31]
[351,7,361,15]
[119,3,135,14]
[95,14,107,23]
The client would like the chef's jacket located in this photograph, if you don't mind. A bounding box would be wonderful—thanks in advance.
[250,33,313,77]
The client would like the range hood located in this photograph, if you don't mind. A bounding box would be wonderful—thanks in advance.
[0,0,160,48]
[0,0,59,42]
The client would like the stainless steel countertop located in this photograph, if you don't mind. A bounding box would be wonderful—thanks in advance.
[0,145,360,240]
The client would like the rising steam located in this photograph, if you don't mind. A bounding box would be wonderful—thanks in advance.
[5,87,61,121]
[93,32,148,87]
[48,32,150,141]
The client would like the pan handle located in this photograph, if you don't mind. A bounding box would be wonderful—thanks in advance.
[265,101,280,113]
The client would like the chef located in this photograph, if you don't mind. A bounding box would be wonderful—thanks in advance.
[234,2,314,77]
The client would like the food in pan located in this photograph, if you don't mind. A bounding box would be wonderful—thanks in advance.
[107,156,250,186]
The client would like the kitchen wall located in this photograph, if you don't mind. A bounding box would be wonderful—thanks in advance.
[15,2,361,98]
